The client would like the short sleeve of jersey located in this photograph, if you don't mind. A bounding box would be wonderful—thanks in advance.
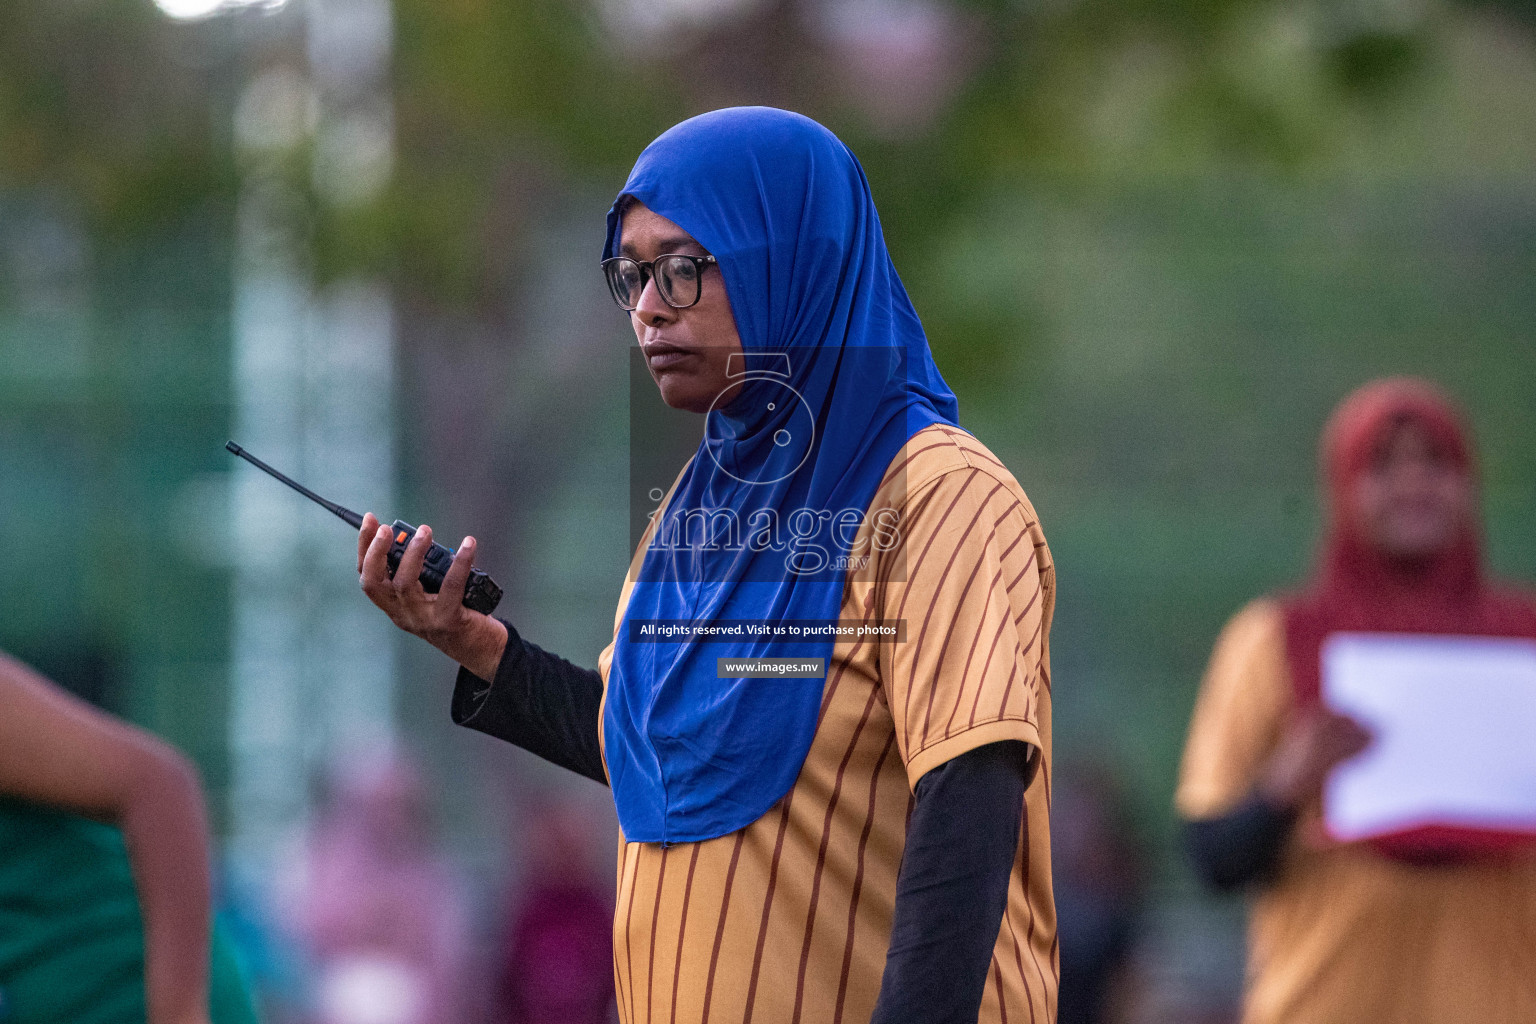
[876,464,1050,791]
[1175,599,1293,820]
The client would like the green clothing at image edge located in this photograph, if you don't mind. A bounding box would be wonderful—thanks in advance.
[0,798,259,1024]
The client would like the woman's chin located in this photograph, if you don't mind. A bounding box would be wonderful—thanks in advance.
[654,375,716,414]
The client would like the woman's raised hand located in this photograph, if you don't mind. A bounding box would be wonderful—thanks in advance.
[357,511,507,680]
[1258,707,1373,810]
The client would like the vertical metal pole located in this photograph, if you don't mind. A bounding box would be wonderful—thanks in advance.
[229,151,313,863]
[227,0,398,869]
[304,0,399,757]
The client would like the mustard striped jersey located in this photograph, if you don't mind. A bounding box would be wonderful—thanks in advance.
[597,424,1058,1023]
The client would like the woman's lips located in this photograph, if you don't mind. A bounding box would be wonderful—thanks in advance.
[644,344,696,371]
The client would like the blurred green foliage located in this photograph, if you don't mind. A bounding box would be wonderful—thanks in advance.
[0,2,238,236]
[0,0,1478,305]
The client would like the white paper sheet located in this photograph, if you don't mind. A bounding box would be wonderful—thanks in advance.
[1321,632,1536,842]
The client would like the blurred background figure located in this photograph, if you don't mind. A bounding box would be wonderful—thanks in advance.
[1176,378,1536,1024]
[283,750,470,1024]
[491,798,614,1024]
[0,649,258,1024]
[1052,761,1147,1024]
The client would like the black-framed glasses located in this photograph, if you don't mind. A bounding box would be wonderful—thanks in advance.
[602,253,718,311]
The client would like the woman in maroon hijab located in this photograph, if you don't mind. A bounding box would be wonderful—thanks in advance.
[1176,378,1536,1024]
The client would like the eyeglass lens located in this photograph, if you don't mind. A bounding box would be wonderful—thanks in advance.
[607,256,703,310]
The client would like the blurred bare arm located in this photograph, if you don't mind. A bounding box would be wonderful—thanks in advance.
[0,651,213,1024]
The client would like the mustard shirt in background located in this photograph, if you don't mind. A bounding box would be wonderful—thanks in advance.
[1177,599,1536,1024]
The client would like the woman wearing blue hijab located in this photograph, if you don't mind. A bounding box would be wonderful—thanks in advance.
[360,107,1058,1023]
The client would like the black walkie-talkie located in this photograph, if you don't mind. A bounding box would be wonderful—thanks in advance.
[225,441,503,615]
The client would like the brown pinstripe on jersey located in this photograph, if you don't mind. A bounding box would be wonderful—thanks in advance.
[597,424,1057,1023]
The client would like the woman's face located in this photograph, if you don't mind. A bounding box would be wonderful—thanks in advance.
[619,201,744,414]
[1350,418,1472,561]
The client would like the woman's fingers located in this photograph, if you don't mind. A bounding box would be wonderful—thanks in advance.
[396,525,433,589]
[357,519,480,657]
[1319,712,1373,763]
[357,512,380,574]
[393,524,433,594]
[440,536,476,605]
[360,523,395,602]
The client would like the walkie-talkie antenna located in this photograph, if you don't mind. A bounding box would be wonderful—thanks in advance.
[227,440,504,613]
[225,441,364,529]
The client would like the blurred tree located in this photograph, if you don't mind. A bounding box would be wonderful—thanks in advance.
[2,0,1483,309]
[0,1,238,235]
[364,0,1464,389]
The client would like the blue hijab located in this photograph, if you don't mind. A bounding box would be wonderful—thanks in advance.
[602,107,959,843]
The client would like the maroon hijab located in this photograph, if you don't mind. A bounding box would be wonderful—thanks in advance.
[1282,378,1536,858]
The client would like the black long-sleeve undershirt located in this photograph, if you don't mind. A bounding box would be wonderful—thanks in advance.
[452,619,608,783]
[1183,796,1298,890]
[871,739,1032,1024]
[451,617,1034,1022]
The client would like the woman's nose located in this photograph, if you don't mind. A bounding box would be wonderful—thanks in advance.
[634,274,676,325]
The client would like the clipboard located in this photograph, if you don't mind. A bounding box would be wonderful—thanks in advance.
[1321,632,1536,855]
